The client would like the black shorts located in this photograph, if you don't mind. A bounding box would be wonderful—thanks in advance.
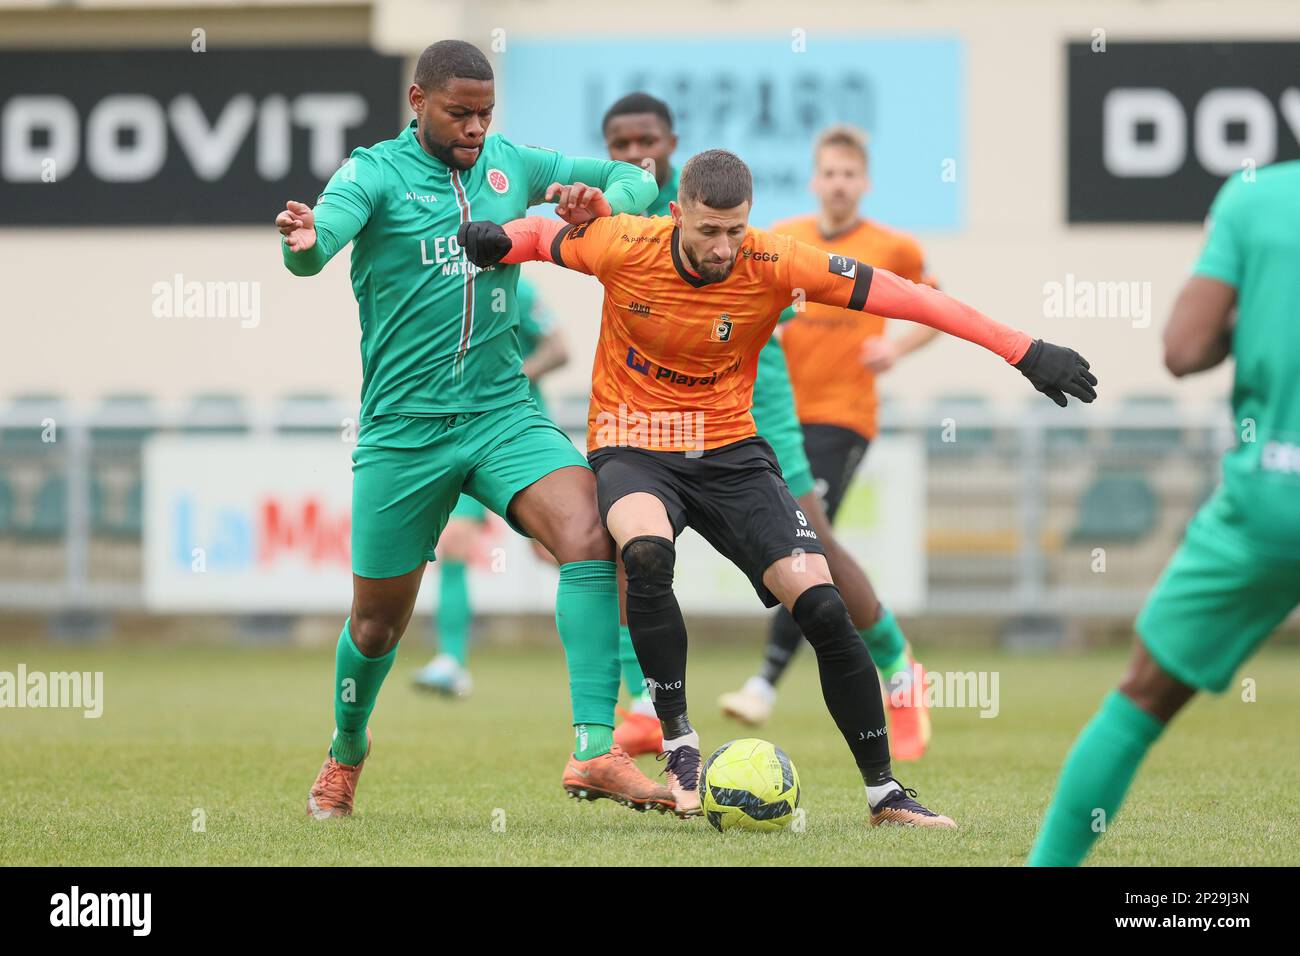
[801,424,871,521]
[588,437,826,608]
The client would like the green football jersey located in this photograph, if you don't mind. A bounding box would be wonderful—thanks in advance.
[516,276,553,408]
[282,120,656,436]
[643,165,679,217]
[1194,160,1300,555]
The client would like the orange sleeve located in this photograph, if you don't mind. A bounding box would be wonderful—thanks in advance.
[501,215,621,277]
[499,216,612,275]
[787,239,1032,364]
[893,237,925,284]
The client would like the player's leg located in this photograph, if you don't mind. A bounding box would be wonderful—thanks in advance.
[413,497,486,697]
[604,490,700,816]
[802,491,931,760]
[695,438,952,827]
[308,425,462,819]
[1029,512,1298,865]
[611,551,663,757]
[467,402,672,813]
[761,552,954,828]
[744,423,867,694]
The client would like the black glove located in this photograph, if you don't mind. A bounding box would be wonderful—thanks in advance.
[1015,339,1098,407]
[456,220,513,268]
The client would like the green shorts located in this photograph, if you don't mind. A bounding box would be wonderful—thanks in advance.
[1137,508,1300,693]
[350,399,586,578]
[752,340,815,499]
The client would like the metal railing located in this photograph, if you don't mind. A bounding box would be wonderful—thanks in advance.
[0,397,1236,617]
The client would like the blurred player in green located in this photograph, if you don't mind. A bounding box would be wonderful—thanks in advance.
[1029,160,1300,865]
[277,41,673,818]
[600,93,934,762]
[413,276,569,697]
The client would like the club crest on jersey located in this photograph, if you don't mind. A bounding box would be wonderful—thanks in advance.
[828,254,857,279]
[486,168,510,194]
[710,315,733,342]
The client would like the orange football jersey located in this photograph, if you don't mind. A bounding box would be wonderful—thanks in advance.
[546,214,877,453]
[773,216,926,439]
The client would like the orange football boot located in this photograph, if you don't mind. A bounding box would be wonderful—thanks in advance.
[869,783,956,829]
[307,729,371,819]
[613,706,663,757]
[563,744,675,813]
[886,659,931,762]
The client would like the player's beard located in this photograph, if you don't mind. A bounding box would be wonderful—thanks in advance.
[417,124,481,171]
[685,245,736,282]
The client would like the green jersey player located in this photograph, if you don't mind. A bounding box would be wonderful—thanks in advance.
[413,277,569,698]
[1030,161,1300,865]
[277,41,672,819]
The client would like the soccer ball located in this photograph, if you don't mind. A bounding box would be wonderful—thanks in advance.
[699,738,800,832]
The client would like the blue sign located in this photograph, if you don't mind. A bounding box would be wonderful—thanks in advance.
[502,36,964,230]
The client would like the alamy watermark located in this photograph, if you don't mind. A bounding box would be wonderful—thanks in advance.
[0,665,103,718]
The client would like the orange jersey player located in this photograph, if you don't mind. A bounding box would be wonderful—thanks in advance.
[457,149,1096,827]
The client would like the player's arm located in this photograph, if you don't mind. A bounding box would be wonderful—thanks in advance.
[520,290,569,382]
[790,241,1098,406]
[277,150,378,276]
[1165,181,1241,377]
[1163,279,1235,377]
[522,327,569,382]
[457,216,616,277]
[516,143,657,218]
[863,242,941,373]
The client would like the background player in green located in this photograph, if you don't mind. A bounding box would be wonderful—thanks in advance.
[276,40,672,818]
[413,276,569,697]
[1029,160,1300,865]
[601,92,933,762]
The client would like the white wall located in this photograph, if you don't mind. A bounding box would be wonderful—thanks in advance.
[6,0,1293,415]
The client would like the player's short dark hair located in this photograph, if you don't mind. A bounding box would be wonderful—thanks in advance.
[678,149,752,209]
[413,40,493,91]
[602,92,674,134]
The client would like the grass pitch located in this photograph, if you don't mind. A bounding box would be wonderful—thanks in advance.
[2,635,1296,866]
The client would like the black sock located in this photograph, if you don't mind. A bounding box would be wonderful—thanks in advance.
[622,536,691,735]
[759,607,805,686]
[791,583,892,787]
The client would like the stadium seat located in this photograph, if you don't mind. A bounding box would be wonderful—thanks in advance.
[17,473,68,540]
[90,472,143,538]
[1,393,67,449]
[90,393,158,450]
[1068,470,1158,544]
[1108,393,1182,459]
[0,471,12,534]
[181,393,249,434]
[1032,397,1090,454]
[275,392,352,436]
[927,393,995,455]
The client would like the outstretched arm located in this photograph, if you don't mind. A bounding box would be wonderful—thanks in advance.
[794,244,1098,406]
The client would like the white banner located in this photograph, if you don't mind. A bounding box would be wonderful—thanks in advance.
[144,434,925,615]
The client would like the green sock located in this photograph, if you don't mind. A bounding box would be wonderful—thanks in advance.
[555,561,620,758]
[1028,690,1165,866]
[619,624,650,702]
[436,560,472,667]
[860,607,908,679]
[574,723,615,761]
[331,619,397,766]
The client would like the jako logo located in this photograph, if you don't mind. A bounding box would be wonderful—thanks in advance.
[50,886,151,936]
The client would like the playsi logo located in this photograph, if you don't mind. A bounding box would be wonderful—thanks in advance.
[50,886,151,936]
